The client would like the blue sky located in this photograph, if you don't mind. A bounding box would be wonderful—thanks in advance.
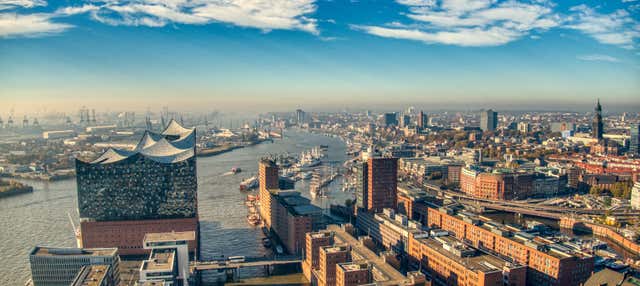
[0,0,639,113]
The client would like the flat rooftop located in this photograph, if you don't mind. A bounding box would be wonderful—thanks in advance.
[71,265,110,286]
[142,249,175,272]
[326,225,411,285]
[418,236,517,273]
[31,246,117,257]
[310,231,334,239]
[339,262,370,272]
[144,231,195,243]
[440,207,590,259]
[323,245,349,254]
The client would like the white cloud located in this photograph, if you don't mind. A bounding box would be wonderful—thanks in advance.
[566,5,639,49]
[355,25,521,46]
[357,0,559,46]
[87,0,319,34]
[0,12,71,37]
[0,0,45,10]
[577,54,621,62]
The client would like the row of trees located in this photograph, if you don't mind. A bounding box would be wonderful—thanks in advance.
[589,180,635,200]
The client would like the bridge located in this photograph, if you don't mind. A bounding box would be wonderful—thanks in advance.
[190,256,302,271]
[420,182,640,220]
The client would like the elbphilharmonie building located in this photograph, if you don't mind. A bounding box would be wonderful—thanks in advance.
[75,120,199,255]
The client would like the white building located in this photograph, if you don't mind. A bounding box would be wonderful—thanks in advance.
[631,182,640,210]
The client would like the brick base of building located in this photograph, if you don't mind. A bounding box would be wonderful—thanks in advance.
[80,217,199,256]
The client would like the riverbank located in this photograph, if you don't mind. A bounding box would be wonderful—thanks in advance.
[197,139,272,157]
[0,180,33,198]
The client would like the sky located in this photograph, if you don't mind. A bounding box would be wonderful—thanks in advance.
[0,0,639,114]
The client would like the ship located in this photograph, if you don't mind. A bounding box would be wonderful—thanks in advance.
[240,176,258,190]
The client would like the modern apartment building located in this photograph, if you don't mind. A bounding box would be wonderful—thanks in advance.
[29,247,120,286]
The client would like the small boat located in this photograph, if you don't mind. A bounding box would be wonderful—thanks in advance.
[262,238,271,248]
[276,245,284,255]
[231,167,242,174]
[247,214,260,226]
[240,176,258,190]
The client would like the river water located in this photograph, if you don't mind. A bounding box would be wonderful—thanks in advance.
[0,130,350,285]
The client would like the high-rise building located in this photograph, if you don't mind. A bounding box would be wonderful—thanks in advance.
[592,99,604,140]
[383,112,398,127]
[296,109,306,124]
[29,247,120,286]
[354,161,368,209]
[417,111,427,130]
[480,109,497,132]
[517,121,530,134]
[399,114,411,128]
[630,123,639,156]
[367,157,398,212]
[259,158,279,229]
[75,120,199,255]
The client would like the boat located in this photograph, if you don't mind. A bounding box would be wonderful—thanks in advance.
[606,260,629,270]
[231,167,242,174]
[247,214,260,226]
[262,238,271,248]
[240,176,258,190]
[276,245,284,255]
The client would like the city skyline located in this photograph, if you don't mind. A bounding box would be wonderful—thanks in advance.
[1,0,639,112]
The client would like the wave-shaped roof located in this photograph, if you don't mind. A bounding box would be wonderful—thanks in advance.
[89,120,195,165]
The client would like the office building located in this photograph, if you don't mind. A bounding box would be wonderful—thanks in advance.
[70,265,116,286]
[367,157,398,212]
[272,191,323,254]
[140,231,195,286]
[427,207,594,286]
[517,122,530,134]
[384,112,398,127]
[29,247,120,286]
[304,225,429,286]
[75,120,198,255]
[354,161,368,209]
[317,245,352,286]
[592,99,603,140]
[480,109,498,132]
[418,111,427,130]
[400,114,411,128]
[336,262,371,286]
[296,109,307,124]
[355,208,427,254]
[408,234,526,286]
[303,231,335,282]
[461,167,534,200]
[630,123,639,156]
[259,158,280,229]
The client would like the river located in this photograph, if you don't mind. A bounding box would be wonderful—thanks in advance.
[0,130,349,285]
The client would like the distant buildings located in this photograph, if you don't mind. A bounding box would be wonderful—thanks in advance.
[29,247,120,286]
[75,120,199,255]
[592,99,604,140]
[417,111,427,130]
[461,167,534,200]
[630,123,640,156]
[383,112,398,127]
[480,109,497,132]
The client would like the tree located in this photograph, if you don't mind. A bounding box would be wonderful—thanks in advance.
[590,186,601,196]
